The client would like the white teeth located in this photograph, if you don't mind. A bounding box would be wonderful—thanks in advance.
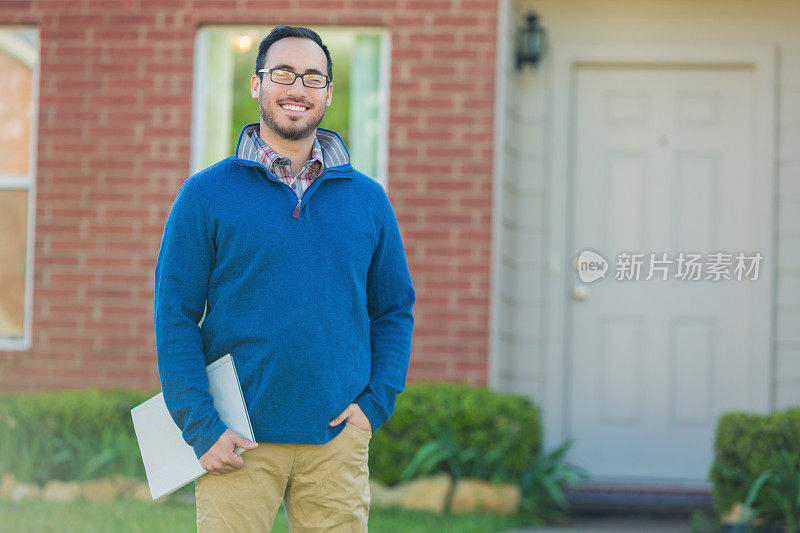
[281,104,307,111]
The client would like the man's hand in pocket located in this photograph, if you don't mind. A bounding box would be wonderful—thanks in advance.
[329,403,373,433]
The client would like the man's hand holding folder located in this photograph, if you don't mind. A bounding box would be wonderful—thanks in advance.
[131,354,256,500]
[200,429,258,475]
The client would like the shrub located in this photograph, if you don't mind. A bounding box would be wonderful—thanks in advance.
[0,382,544,492]
[710,408,800,528]
[0,389,154,485]
[518,438,590,524]
[368,382,542,486]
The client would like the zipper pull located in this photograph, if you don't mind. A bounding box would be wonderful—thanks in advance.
[293,198,301,219]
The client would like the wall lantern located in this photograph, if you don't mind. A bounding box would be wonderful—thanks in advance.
[515,13,546,70]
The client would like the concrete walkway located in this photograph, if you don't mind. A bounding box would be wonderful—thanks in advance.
[508,515,692,532]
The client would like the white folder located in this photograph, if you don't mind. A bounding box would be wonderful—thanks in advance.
[131,353,255,501]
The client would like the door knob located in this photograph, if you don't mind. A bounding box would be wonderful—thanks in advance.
[573,284,591,300]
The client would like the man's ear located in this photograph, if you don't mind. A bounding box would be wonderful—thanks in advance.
[326,82,333,107]
[250,74,260,98]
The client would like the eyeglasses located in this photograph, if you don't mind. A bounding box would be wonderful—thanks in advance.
[258,68,330,89]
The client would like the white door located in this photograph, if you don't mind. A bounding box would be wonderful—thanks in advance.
[568,64,768,482]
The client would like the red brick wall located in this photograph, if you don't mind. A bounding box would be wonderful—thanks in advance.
[0,0,497,391]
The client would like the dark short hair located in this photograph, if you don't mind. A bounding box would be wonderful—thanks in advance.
[255,26,333,82]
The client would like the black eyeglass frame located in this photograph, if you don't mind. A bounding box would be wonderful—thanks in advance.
[258,68,331,89]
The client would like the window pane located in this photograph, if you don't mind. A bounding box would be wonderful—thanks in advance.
[230,30,265,158]
[0,28,36,345]
[317,30,351,149]
[200,30,235,169]
[0,190,28,338]
[0,29,37,177]
[349,34,381,179]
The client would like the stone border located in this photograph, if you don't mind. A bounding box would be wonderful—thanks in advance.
[0,473,182,504]
[2,472,520,515]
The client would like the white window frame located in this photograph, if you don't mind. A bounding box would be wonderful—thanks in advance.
[0,27,39,351]
[191,25,391,187]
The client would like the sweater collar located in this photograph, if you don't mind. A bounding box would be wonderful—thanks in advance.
[249,128,324,177]
[234,123,353,171]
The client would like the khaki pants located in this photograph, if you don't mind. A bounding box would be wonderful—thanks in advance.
[195,421,372,532]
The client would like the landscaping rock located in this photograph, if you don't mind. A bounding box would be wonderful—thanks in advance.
[368,479,396,508]
[81,478,118,502]
[128,480,153,502]
[722,502,745,524]
[10,480,41,502]
[721,502,762,526]
[393,474,451,514]
[42,480,82,502]
[449,478,520,515]
[0,473,16,498]
[365,474,451,513]
[109,475,140,498]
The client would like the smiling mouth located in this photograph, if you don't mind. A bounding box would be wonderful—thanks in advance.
[280,103,310,114]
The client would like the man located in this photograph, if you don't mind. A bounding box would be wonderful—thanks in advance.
[153,26,415,531]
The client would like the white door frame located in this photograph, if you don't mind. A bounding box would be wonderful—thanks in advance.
[543,44,778,454]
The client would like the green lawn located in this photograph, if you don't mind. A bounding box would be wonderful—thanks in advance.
[0,498,534,533]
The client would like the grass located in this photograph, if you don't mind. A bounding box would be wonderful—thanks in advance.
[0,497,534,533]
[0,498,197,533]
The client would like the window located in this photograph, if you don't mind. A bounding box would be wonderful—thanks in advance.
[192,26,389,185]
[0,28,38,350]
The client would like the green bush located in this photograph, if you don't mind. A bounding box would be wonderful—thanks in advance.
[369,382,542,486]
[0,389,154,485]
[710,407,800,527]
[0,382,543,492]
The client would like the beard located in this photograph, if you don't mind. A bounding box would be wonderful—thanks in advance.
[258,89,326,141]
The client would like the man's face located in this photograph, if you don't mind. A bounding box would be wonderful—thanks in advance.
[251,37,333,141]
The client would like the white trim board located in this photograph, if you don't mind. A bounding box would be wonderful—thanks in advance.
[542,44,778,453]
[489,0,513,390]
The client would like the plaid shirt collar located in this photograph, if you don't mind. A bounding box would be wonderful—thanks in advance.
[249,128,324,179]
[236,123,351,169]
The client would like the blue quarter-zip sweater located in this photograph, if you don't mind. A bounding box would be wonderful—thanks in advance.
[154,123,416,459]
